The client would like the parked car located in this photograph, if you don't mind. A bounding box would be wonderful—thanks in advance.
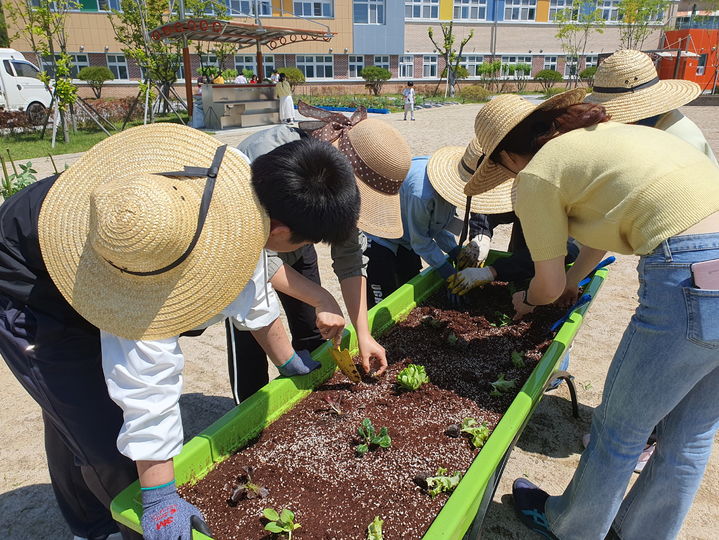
[0,48,52,124]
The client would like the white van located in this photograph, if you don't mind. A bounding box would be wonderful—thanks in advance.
[0,48,52,124]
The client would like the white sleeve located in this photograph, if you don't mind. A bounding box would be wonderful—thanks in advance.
[230,250,281,331]
[100,332,185,462]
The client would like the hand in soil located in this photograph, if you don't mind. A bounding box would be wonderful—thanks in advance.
[357,333,388,377]
[512,290,536,320]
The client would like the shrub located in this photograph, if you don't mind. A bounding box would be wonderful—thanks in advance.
[222,68,238,81]
[508,63,532,93]
[579,66,597,87]
[78,66,114,99]
[534,69,563,92]
[361,65,391,96]
[459,84,491,103]
[278,67,305,89]
[242,68,254,79]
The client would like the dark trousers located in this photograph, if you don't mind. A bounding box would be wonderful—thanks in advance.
[226,245,325,404]
[471,212,579,283]
[0,295,142,540]
[365,240,422,307]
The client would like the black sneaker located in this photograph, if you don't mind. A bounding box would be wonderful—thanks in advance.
[512,478,559,539]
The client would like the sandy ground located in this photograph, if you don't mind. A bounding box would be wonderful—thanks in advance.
[1,103,718,539]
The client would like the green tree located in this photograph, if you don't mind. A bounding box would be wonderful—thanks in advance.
[78,66,115,98]
[427,22,474,97]
[477,60,501,93]
[109,0,183,120]
[534,69,563,92]
[508,63,532,92]
[579,65,597,86]
[554,0,605,87]
[0,5,10,48]
[278,67,305,90]
[617,0,669,50]
[361,65,391,96]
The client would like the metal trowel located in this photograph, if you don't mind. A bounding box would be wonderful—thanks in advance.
[329,343,362,383]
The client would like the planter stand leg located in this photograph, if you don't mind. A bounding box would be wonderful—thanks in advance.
[547,370,579,419]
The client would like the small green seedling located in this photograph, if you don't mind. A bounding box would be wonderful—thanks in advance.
[460,417,491,449]
[229,466,269,504]
[490,373,517,397]
[490,311,512,328]
[511,350,525,369]
[397,364,430,391]
[420,314,448,330]
[263,507,301,539]
[367,515,384,540]
[415,467,462,497]
[355,418,392,456]
[322,393,343,416]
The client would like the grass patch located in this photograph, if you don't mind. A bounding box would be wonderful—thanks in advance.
[295,92,487,113]
[4,114,190,161]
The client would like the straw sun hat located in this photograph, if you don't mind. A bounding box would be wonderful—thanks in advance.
[298,102,411,239]
[38,123,269,341]
[426,137,491,212]
[584,49,701,124]
[464,88,587,201]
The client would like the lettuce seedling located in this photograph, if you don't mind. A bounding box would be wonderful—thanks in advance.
[367,515,384,540]
[263,507,301,539]
[490,373,517,397]
[491,311,512,327]
[229,466,269,504]
[397,364,430,391]
[355,418,392,456]
[420,314,448,330]
[460,417,491,449]
[415,467,462,498]
[511,351,525,369]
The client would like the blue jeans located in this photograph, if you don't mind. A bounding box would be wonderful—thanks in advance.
[545,233,719,540]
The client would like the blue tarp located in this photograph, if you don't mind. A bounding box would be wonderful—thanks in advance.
[294,104,391,114]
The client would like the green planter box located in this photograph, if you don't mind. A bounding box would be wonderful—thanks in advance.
[111,251,607,539]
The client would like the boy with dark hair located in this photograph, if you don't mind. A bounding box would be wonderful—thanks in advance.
[403,81,415,121]
[0,124,359,540]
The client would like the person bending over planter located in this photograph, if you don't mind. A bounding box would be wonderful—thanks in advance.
[0,125,360,540]
[585,49,717,165]
[364,138,484,307]
[228,102,412,403]
[466,91,719,540]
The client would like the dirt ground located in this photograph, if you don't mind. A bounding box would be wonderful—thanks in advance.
[1,104,718,539]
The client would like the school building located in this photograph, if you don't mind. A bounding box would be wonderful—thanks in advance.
[5,0,715,91]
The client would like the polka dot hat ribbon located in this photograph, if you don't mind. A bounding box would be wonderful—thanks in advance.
[297,100,402,195]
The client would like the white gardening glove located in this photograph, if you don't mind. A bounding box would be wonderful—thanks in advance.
[446,267,495,295]
[457,234,492,270]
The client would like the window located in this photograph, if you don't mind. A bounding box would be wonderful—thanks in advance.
[296,55,333,78]
[354,0,385,24]
[543,56,558,71]
[349,55,364,78]
[454,0,486,20]
[399,55,414,78]
[106,54,128,79]
[584,55,598,68]
[97,0,122,11]
[697,54,707,76]
[373,55,389,70]
[42,53,89,78]
[405,0,439,19]
[564,55,578,77]
[460,54,484,77]
[235,55,256,75]
[548,0,574,21]
[423,55,437,78]
[501,55,532,77]
[600,0,620,21]
[504,0,536,21]
[11,61,42,79]
[294,1,333,17]
[222,0,271,15]
[261,55,275,79]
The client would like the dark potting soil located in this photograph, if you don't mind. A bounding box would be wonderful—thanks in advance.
[179,284,567,539]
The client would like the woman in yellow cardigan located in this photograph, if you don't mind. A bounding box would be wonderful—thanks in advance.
[464,91,719,540]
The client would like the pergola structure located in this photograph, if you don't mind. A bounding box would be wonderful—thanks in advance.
[149,17,334,116]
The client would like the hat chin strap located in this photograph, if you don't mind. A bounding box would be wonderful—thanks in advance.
[104,144,228,277]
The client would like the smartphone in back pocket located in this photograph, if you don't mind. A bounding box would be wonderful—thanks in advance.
[691,259,719,289]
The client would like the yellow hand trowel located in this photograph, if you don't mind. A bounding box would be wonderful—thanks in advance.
[329,341,362,383]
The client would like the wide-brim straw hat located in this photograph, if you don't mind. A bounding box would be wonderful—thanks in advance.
[345,118,411,239]
[298,102,411,239]
[464,89,587,201]
[427,137,498,212]
[38,123,269,340]
[584,49,701,124]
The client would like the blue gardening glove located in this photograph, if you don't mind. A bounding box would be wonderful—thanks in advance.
[278,349,321,377]
[141,481,212,540]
